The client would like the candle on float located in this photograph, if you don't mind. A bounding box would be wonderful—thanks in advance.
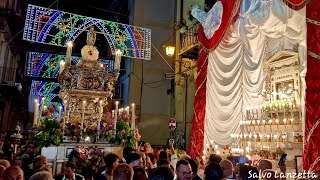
[98,100,103,132]
[41,97,45,115]
[62,101,67,136]
[59,60,65,74]
[66,41,73,65]
[59,106,62,121]
[290,100,294,123]
[114,101,119,133]
[100,63,104,70]
[114,49,122,71]
[246,107,250,120]
[131,103,135,131]
[255,106,259,119]
[283,101,286,126]
[81,101,86,131]
[33,99,39,126]
[275,119,279,132]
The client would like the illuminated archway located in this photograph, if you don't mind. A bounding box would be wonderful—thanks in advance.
[23,4,151,60]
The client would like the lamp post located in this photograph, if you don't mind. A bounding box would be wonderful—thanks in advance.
[165,45,195,150]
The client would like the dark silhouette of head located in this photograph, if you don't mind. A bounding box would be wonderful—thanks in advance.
[204,162,223,180]
[149,166,174,180]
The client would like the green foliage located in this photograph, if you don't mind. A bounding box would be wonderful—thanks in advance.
[32,118,62,148]
[105,119,136,148]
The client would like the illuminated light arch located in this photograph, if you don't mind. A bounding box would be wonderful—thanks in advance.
[23,4,151,60]
[31,80,59,97]
[26,52,114,78]
[31,81,64,119]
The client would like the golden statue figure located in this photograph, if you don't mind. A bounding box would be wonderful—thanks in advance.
[86,26,96,46]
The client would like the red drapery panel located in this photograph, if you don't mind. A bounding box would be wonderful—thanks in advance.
[188,48,208,158]
[198,0,241,51]
[188,0,240,158]
[304,0,320,172]
[282,0,310,10]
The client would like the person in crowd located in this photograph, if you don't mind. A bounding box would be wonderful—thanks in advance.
[0,160,10,168]
[139,151,154,173]
[126,153,143,168]
[133,166,148,180]
[55,162,84,180]
[238,164,259,180]
[153,146,163,161]
[208,154,222,164]
[29,171,53,180]
[144,143,153,154]
[147,153,157,168]
[0,136,13,160]
[257,159,272,172]
[12,157,22,168]
[180,154,192,162]
[188,160,201,180]
[149,166,174,180]
[262,169,277,180]
[0,165,6,180]
[138,152,147,168]
[176,159,192,180]
[220,159,234,179]
[194,155,205,179]
[159,151,168,161]
[157,159,170,167]
[121,147,134,163]
[203,162,223,180]
[95,153,119,180]
[113,163,134,180]
[33,155,48,173]
[3,166,24,180]
[138,141,145,152]
[227,156,236,167]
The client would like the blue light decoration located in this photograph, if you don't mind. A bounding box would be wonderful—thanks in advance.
[31,80,64,120]
[26,52,114,78]
[23,4,152,60]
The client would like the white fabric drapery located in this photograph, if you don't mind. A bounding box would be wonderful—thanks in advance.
[204,0,306,147]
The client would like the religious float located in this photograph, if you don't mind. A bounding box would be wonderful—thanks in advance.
[30,27,140,175]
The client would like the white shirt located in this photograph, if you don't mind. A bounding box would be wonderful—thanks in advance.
[62,173,84,180]
[62,174,76,180]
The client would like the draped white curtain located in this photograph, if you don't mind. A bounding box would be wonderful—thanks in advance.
[204,0,306,147]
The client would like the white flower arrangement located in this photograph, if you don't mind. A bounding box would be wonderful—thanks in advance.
[81,45,99,61]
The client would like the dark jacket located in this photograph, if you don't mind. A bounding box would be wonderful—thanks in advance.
[94,174,109,180]
[55,173,85,180]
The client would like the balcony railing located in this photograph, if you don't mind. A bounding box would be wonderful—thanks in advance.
[0,67,16,85]
[180,23,199,55]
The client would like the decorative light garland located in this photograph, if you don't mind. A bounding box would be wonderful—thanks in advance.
[23,4,151,60]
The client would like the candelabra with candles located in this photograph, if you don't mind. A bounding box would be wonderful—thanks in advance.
[202,140,220,160]
[230,90,303,160]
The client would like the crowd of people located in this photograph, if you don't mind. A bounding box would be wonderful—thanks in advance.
[0,133,305,180]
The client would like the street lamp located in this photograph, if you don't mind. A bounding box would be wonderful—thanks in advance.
[166,46,175,56]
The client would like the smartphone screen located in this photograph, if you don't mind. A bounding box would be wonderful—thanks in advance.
[278,153,287,166]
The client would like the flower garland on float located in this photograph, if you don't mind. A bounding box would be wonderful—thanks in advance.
[29,103,140,148]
